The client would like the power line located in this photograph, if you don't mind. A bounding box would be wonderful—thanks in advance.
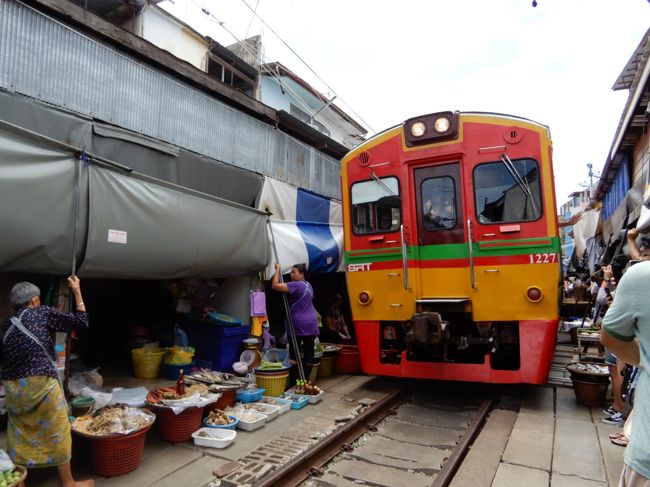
[238,0,376,134]
[185,0,350,138]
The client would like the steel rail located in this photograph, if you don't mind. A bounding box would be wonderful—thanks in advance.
[431,394,497,487]
[254,387,408,487]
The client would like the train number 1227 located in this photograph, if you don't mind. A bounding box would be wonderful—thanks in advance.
[528,253,558,264]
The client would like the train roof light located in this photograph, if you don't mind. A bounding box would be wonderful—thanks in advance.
[433,116,451,133]
[410,122,426,138]
[404,111,458,147]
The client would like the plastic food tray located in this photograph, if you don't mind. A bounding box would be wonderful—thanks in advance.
[234,411,267,431]
[235,388,266,403]
[203,416,239,430]
[282,395,308,410]
[192,427,236,449]
[248,402,281,421]
[286,388,324,404]
[260,396,291,415]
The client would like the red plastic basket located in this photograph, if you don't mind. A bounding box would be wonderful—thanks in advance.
[89,426,151,477]
[155,406,204,443]
[205,388,237,415]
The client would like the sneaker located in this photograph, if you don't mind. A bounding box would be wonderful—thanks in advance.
[603,406,618,416]
[602,412,625,426]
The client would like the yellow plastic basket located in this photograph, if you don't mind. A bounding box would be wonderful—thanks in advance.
[318,356,335,378]
[255,372,289,397]
[131,348,166,379]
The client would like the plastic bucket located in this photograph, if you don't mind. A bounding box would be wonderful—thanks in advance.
[334,346,360,374]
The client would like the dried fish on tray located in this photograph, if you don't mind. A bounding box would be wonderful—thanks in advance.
[72,404,155,437]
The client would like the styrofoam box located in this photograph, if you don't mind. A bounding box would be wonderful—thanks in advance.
[259,396,291,415]
[192,427,236,448]
[248,402,281,421]
[234,411,267,431]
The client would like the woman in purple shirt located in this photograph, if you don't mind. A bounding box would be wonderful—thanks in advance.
[272,263,319,386]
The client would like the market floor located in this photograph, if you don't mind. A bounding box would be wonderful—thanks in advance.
[0,376,628,486]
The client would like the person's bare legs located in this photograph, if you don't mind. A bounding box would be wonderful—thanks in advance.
[609,358,626,413]
[56,461,95,487]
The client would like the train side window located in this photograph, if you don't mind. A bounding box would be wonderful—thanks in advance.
[351,177,401,234]
[421,177,457,230]
[473,158,542,224]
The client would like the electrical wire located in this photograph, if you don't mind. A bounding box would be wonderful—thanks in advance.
[186,0,342,137]
[183,0,374,136]
[238,0,376,134]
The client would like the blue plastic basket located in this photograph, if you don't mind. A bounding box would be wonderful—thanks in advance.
[162,361,194,380]
[288,396,308,410]
[235,388,265,403]
[203,416,238,430]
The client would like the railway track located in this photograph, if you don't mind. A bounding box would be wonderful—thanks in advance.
[253,381,502,487]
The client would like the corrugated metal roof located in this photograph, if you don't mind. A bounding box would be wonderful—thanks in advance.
[0,1,341,199]
[596,27,650,202]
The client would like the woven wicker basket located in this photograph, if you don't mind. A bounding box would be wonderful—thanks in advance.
[256,373,289,397]
[572,378,609,407]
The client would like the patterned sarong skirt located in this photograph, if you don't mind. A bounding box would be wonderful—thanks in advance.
[3,376,71,467]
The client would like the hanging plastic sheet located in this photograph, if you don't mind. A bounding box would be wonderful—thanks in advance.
[258,178,343,278]
[572,209,601,261]
[78,164,269,279]
[0,125,87,273]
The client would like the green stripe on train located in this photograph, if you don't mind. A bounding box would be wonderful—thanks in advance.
[346,237,561,263]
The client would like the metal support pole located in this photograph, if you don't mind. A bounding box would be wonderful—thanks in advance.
[266,217,306,383]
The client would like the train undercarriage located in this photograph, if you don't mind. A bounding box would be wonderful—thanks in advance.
[379,311,521,371]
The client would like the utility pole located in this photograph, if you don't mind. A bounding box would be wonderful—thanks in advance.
[587,163,594,199]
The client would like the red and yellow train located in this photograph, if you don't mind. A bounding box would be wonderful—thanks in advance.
[341,111,560,384]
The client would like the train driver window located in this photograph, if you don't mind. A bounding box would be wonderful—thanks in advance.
[351,177,401,234]
[421,177,457,230]
[474,158,542,224]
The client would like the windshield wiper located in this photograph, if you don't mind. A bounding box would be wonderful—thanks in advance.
[500,154,537,215]
[370,171,400,200]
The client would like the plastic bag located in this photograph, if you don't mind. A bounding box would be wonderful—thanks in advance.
[79,387,112,410]
[0,450,14,472]
[68,368,103,396]
[174,325,189,348]
[165,345,195,365]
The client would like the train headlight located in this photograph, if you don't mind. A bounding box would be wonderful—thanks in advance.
[410,122,426,137]
[404,111,458,147]
[526,286,543,303]
[358,291,372,305]
[433,116,451,133]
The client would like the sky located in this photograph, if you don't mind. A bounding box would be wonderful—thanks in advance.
[160,0,650,206]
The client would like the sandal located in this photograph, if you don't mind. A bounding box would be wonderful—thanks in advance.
[611,436,629,447]
[609,432,626,440]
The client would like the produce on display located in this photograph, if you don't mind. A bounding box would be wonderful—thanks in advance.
[205,409,235,426]
[72,404,154,436]
[293,380,321,395]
